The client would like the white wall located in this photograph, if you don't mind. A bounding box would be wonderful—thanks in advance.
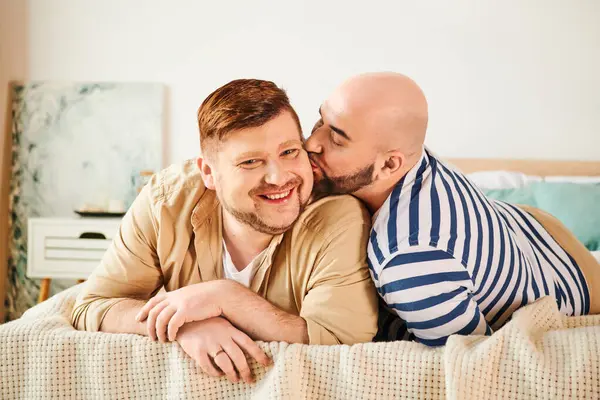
[12,0,600,164]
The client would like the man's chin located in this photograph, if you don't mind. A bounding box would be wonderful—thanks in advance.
[312,177,339,196]
[254,219,296,235]
[312,166,374,196]
[258,226,291,235]
[253,208,302,235]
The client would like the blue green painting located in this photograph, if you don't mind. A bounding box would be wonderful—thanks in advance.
[5,82,164,322]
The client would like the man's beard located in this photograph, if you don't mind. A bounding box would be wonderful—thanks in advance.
[311,158,375,196]
[219,178,306,235]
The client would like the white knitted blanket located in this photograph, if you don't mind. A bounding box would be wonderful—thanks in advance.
[1,285,599,399]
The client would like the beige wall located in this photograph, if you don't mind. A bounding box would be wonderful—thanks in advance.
[0,0,28,321]
[23,0,600,162]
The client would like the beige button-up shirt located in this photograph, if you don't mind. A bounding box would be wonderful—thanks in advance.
[72,160,378,345]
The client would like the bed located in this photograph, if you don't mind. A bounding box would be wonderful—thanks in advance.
[0,157,599,400]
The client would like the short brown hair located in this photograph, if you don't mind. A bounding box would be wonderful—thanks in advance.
[198,79,302,157]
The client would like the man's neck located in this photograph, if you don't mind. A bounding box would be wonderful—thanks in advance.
[221,211,273,271]
[354,156,422,215]
[354,182,396,215]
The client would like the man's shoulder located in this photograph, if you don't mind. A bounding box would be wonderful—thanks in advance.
[284,195,372,286]
[370,153,475,245]
[146,159,206,205]
[295,195,370,237]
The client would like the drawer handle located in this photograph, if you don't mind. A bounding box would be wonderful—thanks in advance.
[79,232,107,240]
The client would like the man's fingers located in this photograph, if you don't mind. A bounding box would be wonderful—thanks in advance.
[156,306,177,343]
[167,310,186,341]
[222,339,254,384]
[136,294,165,322]
[146,301,168,341]
[196,351,223,378]
[213,351,239,383]
[233,331,272,367]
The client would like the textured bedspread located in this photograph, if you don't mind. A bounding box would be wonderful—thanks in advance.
[1,285,599,399]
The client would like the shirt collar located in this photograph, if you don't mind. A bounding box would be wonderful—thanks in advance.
[190,188,285,290]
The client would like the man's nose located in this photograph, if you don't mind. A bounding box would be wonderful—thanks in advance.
[305,133,323,154]
[264,160,289,187]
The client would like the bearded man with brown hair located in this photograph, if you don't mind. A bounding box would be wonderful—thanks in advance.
[72,79,378,384]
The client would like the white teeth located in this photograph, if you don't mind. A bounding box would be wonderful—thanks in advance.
[265,190,290,200]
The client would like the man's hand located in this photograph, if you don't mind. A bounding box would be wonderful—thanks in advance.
[176,317,271,384]
[135,282,223,342]
[137,279,309,344]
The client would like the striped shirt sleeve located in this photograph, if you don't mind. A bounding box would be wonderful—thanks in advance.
[376,246,492,346]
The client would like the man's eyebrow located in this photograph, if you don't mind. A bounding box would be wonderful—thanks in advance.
[319,106,351,141]
[330,125,350,141]
[234,151,264,161]
[279,139,303,149]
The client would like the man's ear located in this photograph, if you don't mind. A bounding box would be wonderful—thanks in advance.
[374,149,405,181]
[197,157,216,190]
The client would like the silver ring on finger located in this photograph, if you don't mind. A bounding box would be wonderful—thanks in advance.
[210,348,226,359]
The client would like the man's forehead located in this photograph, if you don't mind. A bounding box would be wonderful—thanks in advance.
[323,86,370,124]
[221,134,302,156]
[322,93,350,118]
[321,95,364,141]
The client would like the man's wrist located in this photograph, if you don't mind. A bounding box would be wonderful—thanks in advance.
[209,279,241,314]
[212,279,254,318]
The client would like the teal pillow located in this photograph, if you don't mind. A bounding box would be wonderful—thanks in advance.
[483,186,538,208]
[530,182,600,251]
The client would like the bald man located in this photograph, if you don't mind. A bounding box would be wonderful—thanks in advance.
[305,72,600,346]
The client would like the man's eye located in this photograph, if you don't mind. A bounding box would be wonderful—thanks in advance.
[240,159,260,167]
[281,149,299,157]
[330,131,342,147]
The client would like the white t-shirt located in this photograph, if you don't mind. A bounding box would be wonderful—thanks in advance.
[222,241,265,287]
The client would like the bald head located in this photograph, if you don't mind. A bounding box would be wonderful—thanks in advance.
[306,72,429,208]
[326,72,428,157]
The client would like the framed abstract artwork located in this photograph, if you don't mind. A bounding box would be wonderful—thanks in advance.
[5,82,164,321]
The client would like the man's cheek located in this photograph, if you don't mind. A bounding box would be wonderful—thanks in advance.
[311,168,323,181]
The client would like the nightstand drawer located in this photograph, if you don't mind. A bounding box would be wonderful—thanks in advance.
[27,218,122,280]
[45,248,109,261]
[45,238,111,250]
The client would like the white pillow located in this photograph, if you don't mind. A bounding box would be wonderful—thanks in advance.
[466,171,543,190]
[543,176,600,184]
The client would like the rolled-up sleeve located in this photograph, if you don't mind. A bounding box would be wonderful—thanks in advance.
[299,210,379,345]
[71,185,163,331]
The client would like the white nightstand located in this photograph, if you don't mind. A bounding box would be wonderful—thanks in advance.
[27,217,122,302]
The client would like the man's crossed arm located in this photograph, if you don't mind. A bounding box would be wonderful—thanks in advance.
[96,280,306,383]
[134,279,309,344]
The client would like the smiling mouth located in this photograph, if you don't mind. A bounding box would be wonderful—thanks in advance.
[258,187,295,203]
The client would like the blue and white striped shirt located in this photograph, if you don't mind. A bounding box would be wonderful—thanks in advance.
[368,150,590,346]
